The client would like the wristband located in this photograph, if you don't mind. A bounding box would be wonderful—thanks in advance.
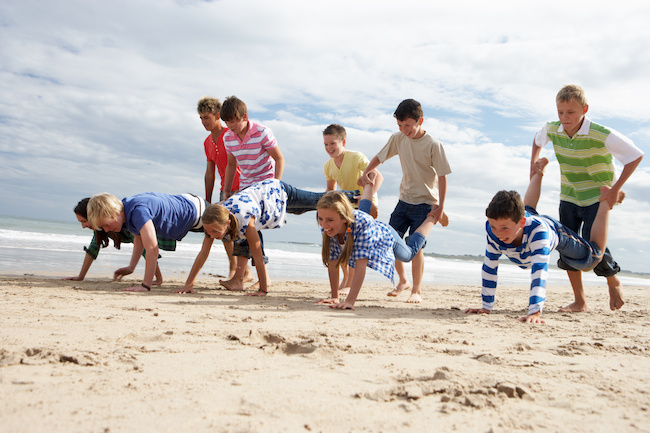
[141,282,151,291]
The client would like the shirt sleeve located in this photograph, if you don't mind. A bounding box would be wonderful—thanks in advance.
[83,233,100,260]
[481,235,501,311]
[526,227,552,315]
[534,124,550,148]
[604,128,645,165]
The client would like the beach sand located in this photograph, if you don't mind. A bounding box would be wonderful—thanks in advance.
[1,275,649,433]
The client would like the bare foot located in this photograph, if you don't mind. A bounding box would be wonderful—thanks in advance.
[387,281,410,297]
[245,290,267,297]
[608,275,624,310]
[338,288,350,296]
[219,278,245,291]
[124,285,149,292]
[439,212,449,227]
[406,292,422,303]
[558,302,588,313]
[536,157,549,172]
[152,279,162,286]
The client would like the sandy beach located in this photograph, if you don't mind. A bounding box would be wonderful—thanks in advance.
[1,274,649,433]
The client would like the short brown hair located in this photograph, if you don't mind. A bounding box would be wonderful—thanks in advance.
[197,96,222,114]
[323,124,346,141]
[393,99,423,122]
[485,190,525,223]
[220,96,248,122]
[556,84,587,107]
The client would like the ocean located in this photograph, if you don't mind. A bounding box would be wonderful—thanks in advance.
[0,215,647,289]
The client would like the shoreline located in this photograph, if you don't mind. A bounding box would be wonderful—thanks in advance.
[1,275,649,432]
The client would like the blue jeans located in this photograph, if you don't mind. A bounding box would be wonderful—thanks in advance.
[558,200,619,276]
[281,181,357,214]
[360,199,426,263]
[526,206,603,272]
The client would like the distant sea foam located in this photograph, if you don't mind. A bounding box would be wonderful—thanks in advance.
[1,215,647,289]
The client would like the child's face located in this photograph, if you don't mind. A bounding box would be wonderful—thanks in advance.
[397,117,424,139]
[76,214,92,230]
[323,134,346,159]
[98,216,122,233]
[223,113,249,137]
[199,112,220,131]
[487,217,526,245]
[203,222,228,240]
[317,208,347,237]
[556,99,588,137]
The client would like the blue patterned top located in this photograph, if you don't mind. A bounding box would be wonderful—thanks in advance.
[328,210,395,283]
[222,179,288,240]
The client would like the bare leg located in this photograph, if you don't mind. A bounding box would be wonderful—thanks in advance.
[607,274,624,310]
[388,260,411,297]
[593,186,625,311]
[220,256,259,291]
[559,270,588,312]
[523,157,549,209]
[153,264,163,286]
[406,249,424,303]
[223,240,237,279]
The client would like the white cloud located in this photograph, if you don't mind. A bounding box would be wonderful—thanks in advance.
[0,0,648,272]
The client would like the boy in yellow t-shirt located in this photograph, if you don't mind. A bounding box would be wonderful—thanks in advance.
[323,124,378,291]
[323,124,378,216]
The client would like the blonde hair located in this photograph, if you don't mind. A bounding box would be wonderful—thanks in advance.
[317,191,356,268]
[87,193,123,230]
[202,204,238,239]
[556,84,588,107]
[197,96,222,114]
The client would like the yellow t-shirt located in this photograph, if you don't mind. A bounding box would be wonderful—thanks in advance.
[323,150,377,204]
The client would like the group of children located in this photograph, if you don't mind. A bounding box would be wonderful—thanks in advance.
[65,85,644,323]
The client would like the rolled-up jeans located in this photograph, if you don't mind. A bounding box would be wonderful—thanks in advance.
[358,198,426,263]
[281,181,357,214]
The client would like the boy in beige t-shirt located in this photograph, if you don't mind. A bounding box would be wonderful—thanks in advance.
[360,99,451,303]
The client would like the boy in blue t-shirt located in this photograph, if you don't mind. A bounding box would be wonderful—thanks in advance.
[465,158,622,324]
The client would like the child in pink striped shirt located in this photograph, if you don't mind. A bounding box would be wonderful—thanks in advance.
[220,96,285,198]
[219,96,285,291]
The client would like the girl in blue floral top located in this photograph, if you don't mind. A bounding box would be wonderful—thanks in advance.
[179,179,356,296]
[316,172,447,310]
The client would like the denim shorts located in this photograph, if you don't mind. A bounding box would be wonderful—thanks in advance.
[389,200,432,238]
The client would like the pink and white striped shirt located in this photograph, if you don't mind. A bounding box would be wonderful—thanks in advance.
[223,120,278,189]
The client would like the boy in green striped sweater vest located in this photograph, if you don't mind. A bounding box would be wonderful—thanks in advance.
[530,84,644,313]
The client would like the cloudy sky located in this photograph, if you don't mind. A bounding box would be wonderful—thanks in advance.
[1,0,649,273]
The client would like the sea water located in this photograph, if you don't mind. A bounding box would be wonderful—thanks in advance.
[0,215,647,288]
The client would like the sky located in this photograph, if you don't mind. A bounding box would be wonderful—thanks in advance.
[1,0,649,273]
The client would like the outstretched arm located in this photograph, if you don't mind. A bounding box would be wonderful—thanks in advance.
[244,220,269,296]
[316,259,341,304]
[123,220,158,292]
[178,234,215,294]
[530,140,544,179]
[223,153,238,199]
[267,146,285,180]
[602,155,643,209]
[64,252,94,281]
[205,161,216,203]
[358,156,381,187]
[330,259,368,310]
